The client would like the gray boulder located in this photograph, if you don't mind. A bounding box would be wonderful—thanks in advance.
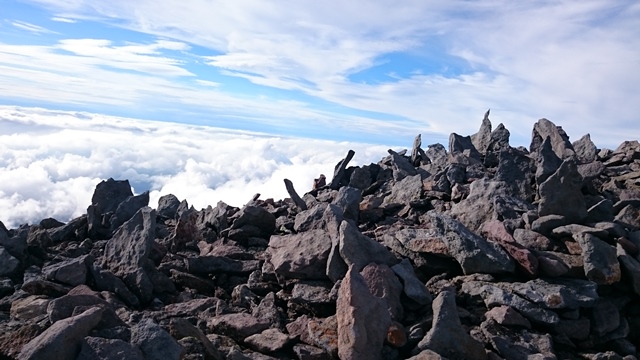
[538,160,588,223]
[392,258,432,305]
[415,290,487,360]
[77,337,144,360]
[530,118,575,159]
[131,318,182,360]
[268,229,332,280]
[109,191,150,232]
[573,133,598,164]
[102,207,156,304]
[575,232,621,285]
[156,194,181,219]
[422,211,515,274]
[18,307,104,360]
[338,221,397,272]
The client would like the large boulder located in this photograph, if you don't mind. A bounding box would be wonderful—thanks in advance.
[538,160,588,223]
[131,318,182,360]
[422,211,515,275]
[415,290,487,360]
[337,265,390,360]
[102,207,157,304]
[529,118,575,159]
[268,229,332,280]
[18,307,104,360]
[338,221,397,272]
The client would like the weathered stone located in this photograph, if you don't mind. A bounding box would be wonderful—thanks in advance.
[156,194,181,219]
[573,134,598,164]
[231,205,276,239]
[416,290,487,360]
[575,232,621,285]
[293,343,330,360]
[388,151,418,181]
[102,207,156,304]
[512,229,554,251]
[485,305,531,328]
[268,229,332,280]
[617,244,640,295]
[495,148,533,201]
[77,336,144,360]
[383,174,423,208]
[47,292,110,323]
[360,263,403,321]
[89,263,140,308]
[384,227,451,257]
[482,220,538,277]
[530,214,567,236]
[534,136,563,186]
[284,178,308,211]
[425,143,448,169]
[19,307,104,360]
[461,282,559,325]
[307,315,339,357]
[449,133,481,161]
[423,211,515,275]
[449,178,534,234]
[530,118,575,159]
[42,254,91,287]
[187,256,260,275]
[109,191,150,232]
[510,278,598,309]
[471,113,492,154]
[487,123,511,152]
[615,204,640,230]
[332,186,361,222]
[245,328,293,353]
[11,295,50,321]
[538,160,588,223]
[337,265,390,360]
[169,317,223,360]
[481,320,555,360]
[338,221,397,272]
[209,313,270,340]
[330,150,355,190]
[407,349,448,360]
[131,318,182,360]
[48,215,87,244]
[587,199,615,223]
[0,246,20,277]
[391,258,432,305]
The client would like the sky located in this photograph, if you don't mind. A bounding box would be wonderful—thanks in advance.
[0,0,639,228]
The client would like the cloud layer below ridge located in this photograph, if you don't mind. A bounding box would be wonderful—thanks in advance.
[0,106,390,229]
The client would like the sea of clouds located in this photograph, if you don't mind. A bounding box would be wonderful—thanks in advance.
[0,106,392,229]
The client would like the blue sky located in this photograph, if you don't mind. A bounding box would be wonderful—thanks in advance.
[0,0,639,228]
[1,0,637,148]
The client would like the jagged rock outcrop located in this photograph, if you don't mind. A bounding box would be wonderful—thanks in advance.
[0,112,639,359]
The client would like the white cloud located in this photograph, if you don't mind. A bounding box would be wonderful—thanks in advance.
[4,0,640,148]
[10,20,59,34]
[51,17,77,23]
[0,106,391,229]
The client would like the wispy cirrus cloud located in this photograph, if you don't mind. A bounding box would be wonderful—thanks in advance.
[10,20,58,34]
[2,0,639,148]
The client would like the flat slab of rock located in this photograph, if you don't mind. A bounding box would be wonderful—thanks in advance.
[423,211,515,275]
[415,289,487,360]
[360,263,403,321]
[188,256,260,275]
[19,307,104,360]
[268,229,332,279]
[245,328,293,353]
[209,313,270,340]
[337,265,390,360]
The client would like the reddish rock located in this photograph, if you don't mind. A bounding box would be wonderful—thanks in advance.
[482,220,538,277]
[337,265,390,360]
[386,321,407,348]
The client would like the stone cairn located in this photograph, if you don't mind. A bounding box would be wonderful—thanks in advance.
[0,114,640,360]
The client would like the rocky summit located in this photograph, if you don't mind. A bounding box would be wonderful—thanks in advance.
[1,114,640,360]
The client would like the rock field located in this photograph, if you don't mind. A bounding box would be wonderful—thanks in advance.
[1,114,640,359]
